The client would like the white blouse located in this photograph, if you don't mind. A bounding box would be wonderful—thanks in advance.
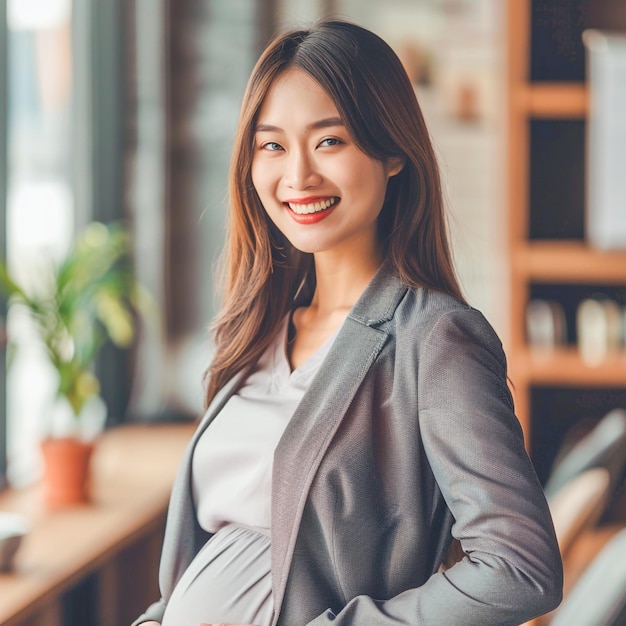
[192,315,338,533]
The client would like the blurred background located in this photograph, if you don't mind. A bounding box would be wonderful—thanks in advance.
[1,1,626,625]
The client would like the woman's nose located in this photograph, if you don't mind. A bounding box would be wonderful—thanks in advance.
[283,151,322,189]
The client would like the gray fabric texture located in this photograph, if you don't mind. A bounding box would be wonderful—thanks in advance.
[133,262,563,626]
[161,523,272,626]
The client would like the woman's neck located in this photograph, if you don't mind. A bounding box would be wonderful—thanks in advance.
[287,248,381,370]
[309,248,382,316]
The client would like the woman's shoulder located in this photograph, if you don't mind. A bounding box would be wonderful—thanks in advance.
[396,286,502,350]
[407,285,470,313]
[397,286,475,327]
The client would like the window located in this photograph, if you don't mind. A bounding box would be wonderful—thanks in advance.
[5,0,74,486]
[2,0,128,487]
[0,0,7,488]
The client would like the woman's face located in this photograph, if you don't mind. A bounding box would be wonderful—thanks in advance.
[251,69,402,260]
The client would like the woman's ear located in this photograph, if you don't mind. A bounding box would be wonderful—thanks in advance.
[387,156,405,177]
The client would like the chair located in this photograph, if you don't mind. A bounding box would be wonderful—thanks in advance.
[549,527,626,626]
[547,467,611,556]
[544,408,626,500]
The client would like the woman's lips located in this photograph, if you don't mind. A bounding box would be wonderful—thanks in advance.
[284,197,338,224]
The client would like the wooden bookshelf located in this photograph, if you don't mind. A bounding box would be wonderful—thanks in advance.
[507,1,626,619]
[507,0,626,441]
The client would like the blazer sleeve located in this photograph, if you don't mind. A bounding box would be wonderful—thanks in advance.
[307,308,563,625]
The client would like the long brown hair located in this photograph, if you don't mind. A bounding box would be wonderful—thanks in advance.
[205,19,464,406]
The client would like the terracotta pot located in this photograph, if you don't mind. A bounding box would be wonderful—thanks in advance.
[40,438,95,508]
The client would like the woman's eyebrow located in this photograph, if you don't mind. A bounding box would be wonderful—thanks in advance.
[308,117,344,130]
[255,117,345,133]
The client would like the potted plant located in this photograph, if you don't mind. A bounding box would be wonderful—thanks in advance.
[0,221,146,507]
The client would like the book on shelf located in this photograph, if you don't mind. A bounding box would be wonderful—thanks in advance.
[584,30,626,250]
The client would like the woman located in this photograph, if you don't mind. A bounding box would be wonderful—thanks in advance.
[134,19,562,626]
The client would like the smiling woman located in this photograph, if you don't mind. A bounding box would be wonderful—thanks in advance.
[133,18,563,626]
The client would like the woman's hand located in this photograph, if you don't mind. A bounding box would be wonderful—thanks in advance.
[141,622,161,626]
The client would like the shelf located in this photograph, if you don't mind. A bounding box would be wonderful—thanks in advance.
[512,241,626,284]
[513,83,588,118]
[508,0,626,614]
[513,347,626,386]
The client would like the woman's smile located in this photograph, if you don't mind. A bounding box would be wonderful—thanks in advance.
[285,196,338,216]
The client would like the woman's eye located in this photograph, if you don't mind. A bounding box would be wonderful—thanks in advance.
[262,141,283,151]
[319,137,342,148]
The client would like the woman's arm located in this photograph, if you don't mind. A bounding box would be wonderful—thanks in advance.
[307,308,563,625]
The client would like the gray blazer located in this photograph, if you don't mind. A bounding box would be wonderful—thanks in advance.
[134,263,563,626]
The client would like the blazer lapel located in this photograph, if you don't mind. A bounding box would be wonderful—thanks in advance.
[271,262,408,620]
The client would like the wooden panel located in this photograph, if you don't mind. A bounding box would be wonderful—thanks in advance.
[96,560,120,626]
[516,347,626,386]
[513,241,626,283]
[526,84,588,118]
[507,0,532,362]
[512,84,589,117]
[31,600,63,626]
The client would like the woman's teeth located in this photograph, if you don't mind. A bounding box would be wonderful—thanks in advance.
[287,197,336,215]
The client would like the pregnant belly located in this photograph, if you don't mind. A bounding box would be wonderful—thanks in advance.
[161,524,273,626]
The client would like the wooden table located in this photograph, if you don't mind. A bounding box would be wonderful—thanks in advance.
[0,422,194,626]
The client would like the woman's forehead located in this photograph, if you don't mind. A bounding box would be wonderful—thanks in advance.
[255,69,341,128]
